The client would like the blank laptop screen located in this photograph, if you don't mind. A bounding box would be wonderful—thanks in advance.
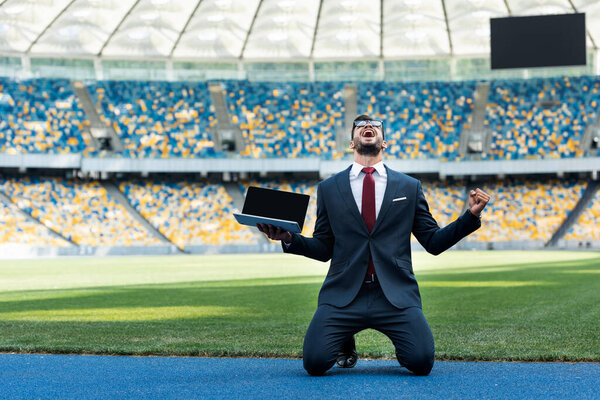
[242,186,310,231]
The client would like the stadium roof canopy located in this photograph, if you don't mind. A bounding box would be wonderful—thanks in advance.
[0,0,598,61]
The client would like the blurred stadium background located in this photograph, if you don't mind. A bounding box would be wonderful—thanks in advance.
[0,0,598,258]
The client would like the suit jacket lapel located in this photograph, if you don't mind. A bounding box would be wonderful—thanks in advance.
[372,165,400,234]
[335,165,368,233]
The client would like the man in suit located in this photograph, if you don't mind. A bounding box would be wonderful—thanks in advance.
[257,114,491,376]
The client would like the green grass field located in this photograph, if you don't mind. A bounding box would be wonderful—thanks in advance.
[0,251,599,361]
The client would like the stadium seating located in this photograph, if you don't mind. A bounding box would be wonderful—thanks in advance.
[358,81,476,160]
[0,174,595,249]
[119,180,256,248]
[0,77,94,155]
[408,181,465,243]
[0,176,160,246]
[1,76,599,161]
[420,181,465,226]
[484,76,600,160]
[563,188,600,241]
[87,80,221,158]
[223,81,345,159]
[0,200,70,247]
[466,178,586,243]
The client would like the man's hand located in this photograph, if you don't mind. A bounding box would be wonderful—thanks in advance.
[257,223,292,243]
[468,188,491,217]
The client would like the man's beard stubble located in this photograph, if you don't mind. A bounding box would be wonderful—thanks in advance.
[353,136,383,156]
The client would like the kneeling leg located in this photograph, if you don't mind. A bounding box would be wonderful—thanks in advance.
[303,305,357,376]
[378,306,435,376]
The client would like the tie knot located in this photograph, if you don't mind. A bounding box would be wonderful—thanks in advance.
[362,167,375,175]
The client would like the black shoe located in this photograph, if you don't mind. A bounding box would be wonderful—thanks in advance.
[336,349,358,368]
[336,337,358,368]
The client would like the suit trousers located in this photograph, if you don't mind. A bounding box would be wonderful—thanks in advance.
[303,280,435,376]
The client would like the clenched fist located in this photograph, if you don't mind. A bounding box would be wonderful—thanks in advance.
[468,188,491,217]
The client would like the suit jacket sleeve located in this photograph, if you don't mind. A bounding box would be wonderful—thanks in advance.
[281,183,334,262]
[412,180,481,255]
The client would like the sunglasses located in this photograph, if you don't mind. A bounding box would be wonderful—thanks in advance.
[353,120,383,128]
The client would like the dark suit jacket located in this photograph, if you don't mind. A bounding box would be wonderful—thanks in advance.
[282,164,481,309]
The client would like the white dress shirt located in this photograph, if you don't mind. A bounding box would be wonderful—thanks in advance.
[349,161,387,219]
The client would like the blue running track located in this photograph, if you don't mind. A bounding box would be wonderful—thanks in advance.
[1,354,599,399]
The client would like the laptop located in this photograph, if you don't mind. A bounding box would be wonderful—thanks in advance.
[233,186,310,233]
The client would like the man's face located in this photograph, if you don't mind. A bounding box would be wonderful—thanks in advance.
[350,121,387,156]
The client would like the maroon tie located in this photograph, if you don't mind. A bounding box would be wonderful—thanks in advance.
[361,167,376,277]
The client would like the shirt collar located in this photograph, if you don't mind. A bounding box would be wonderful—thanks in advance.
[350,160,387,178]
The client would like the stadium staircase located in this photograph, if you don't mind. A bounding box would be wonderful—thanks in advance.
[580,116,600,156]
[223,183,270,245]
[0,190,77,247]
[101,182,183,252]
[341,84,358,152]
[208,82,244,152]
[546,180,600,247]
[72,81,124,152]
[459,82,490,156]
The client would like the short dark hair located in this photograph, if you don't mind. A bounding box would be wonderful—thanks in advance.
[351,114,385,140]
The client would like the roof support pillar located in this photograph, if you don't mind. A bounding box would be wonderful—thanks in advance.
[94,58,103,80]
[21,56,31,79]
[166,60,174,81]
[237,61,245,80]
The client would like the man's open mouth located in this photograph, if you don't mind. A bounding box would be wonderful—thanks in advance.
[362,129,375,137]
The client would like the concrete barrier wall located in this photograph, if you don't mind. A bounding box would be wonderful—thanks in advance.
[3,240,596,259]
[0,245,179,259]
[184,243,281,254]
[411,240,549,252]
[1,153,599,177]
[555,239,600,250]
